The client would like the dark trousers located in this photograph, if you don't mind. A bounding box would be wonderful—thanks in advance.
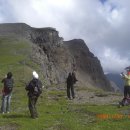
[67,84,75,99]
[28,95,38,118]
[124,86,130,98]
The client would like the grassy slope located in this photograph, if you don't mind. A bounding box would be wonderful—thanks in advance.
[0,36,129,130]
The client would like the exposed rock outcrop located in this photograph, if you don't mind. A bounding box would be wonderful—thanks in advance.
[0,23,113,91]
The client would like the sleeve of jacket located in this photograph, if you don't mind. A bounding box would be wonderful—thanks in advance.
[124,75,130,80]
[25,81,32,91]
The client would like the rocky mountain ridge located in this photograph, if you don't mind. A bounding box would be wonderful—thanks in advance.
[0,23,113,91]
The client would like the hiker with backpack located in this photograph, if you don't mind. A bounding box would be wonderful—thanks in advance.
[66,72,78,100]
[1,72,14,114]
[25,71,42,119]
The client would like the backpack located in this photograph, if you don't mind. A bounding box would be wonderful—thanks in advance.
[118,97,130,107]
[33,80,42,96]
[4,78,13,93]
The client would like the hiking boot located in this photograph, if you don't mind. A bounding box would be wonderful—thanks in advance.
[72,96,75,99]
[32,116,38,119]
[68,97,72,100]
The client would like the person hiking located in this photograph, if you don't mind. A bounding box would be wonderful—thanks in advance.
[25,71,42,119]
[66,72,77,100]
[120,69,130,98]
[1,72,14,114]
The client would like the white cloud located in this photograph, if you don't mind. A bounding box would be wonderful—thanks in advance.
[100,48,130,73]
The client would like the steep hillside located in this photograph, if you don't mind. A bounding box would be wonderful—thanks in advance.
[0,23,113,91]
[0,36,45,87]
[64,39,112,91]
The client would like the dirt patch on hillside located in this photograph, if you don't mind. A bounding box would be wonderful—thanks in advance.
[73,89,122,105]
[0,123,20,130]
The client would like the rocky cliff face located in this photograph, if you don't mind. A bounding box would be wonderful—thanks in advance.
[64,39,113,91]
[0,23,113,91]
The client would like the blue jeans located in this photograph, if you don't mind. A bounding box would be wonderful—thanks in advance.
[1,93,12,113]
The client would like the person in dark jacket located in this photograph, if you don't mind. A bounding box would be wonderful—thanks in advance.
[67,72,77,100]
[25,71,42,119]
[1,72,14,114]
[72,71,78,84]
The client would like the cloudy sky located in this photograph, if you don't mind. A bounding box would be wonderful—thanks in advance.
[0,0,130,73]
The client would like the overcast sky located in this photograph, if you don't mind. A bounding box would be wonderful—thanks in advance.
[0,0,130,73]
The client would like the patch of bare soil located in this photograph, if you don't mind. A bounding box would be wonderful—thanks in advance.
[46,84,123,105]
[73,89,123,105]
[0,123,20,130]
